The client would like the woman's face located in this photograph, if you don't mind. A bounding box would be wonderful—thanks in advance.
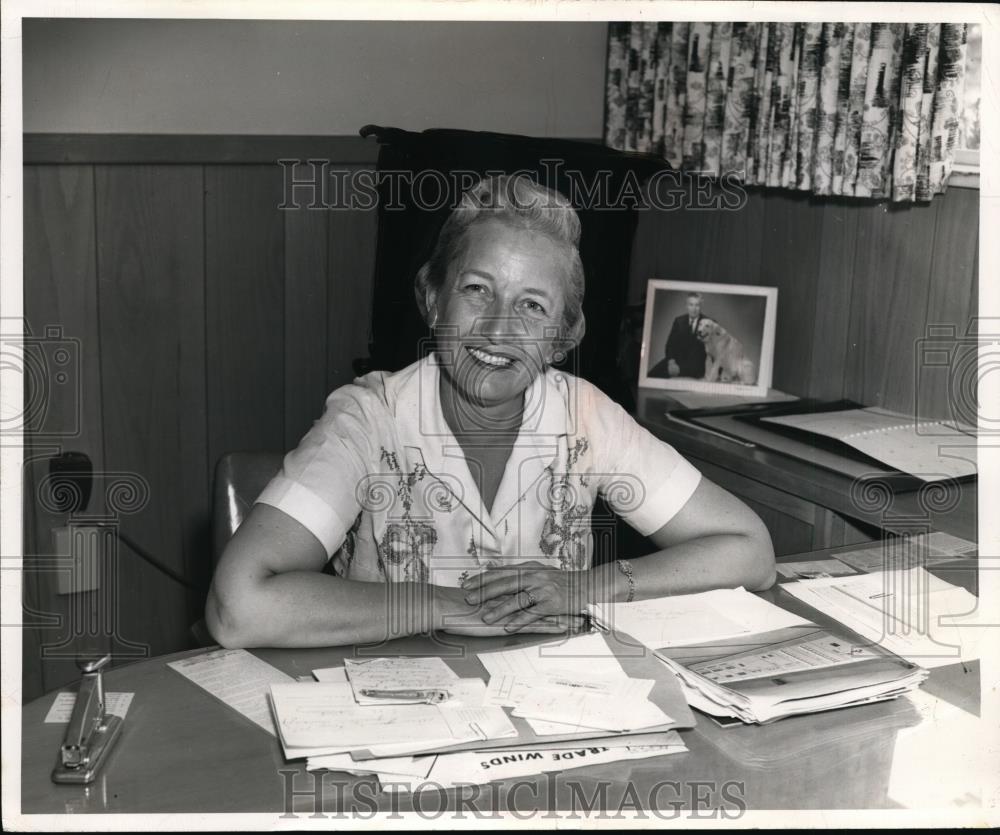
[428,218,570,414]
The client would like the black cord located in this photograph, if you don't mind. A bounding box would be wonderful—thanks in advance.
[96,524,199,590]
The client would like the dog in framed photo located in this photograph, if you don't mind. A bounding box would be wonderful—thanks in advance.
[697,317,757,385]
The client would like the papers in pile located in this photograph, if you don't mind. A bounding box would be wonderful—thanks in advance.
[277,632,690,790]
[780,566,988,669]
[477,631,675,735]
[589,586,928,725]
[269,679,518,760]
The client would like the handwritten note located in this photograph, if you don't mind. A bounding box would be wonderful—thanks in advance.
[167,648,294,736]
[512,689,671,733]
[438,705,518,741]
[478,632,627,682]
[486,673,653,709]
[270,682,448,748]
[345,656,459,704]
[269,681,513,757]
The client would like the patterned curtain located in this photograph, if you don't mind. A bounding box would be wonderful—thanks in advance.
[605,22,969,201]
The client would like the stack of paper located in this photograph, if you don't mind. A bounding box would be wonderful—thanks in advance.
[343,656,487,706]
[475,631,691,739]
[590,587,928,725]
[294,633,694,784]
[269,680,518,761]
[780,566,988,669]
[588,587,814,650]
[306,751,438,782]
[654,629,927,724]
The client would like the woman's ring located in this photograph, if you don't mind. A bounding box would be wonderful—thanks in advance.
[520,589,537,609]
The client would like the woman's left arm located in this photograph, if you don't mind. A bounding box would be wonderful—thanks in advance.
[620,475,776,596]
[463,477,776,631]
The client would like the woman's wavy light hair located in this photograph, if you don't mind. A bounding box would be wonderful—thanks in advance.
[415,174,586,350]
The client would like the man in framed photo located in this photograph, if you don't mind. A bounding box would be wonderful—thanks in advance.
[651,291,707,378]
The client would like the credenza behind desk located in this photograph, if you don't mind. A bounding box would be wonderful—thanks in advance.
[633,389,977,554]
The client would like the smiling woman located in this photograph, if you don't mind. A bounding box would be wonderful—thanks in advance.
[204,175,776,649]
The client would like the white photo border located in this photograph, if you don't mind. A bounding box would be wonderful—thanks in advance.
[638,279,778,397]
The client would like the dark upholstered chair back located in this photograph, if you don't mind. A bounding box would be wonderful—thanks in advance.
[211,452,283,568]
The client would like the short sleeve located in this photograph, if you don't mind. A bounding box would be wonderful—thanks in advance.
[255,385,378,556]
[585,387,702,536]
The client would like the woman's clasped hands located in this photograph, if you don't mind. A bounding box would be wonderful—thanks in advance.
[460,560,591,634]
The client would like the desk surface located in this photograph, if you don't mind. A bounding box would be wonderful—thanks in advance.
[634,389,977,542]
[20,547,982,816]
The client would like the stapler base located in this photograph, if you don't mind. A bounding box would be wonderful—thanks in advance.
[51,715,123,784]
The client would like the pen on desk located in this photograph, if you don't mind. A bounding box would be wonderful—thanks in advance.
[360,688,451,703]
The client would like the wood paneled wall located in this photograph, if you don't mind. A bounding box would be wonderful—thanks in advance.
[22,143,378,700]
[628,185,979,420]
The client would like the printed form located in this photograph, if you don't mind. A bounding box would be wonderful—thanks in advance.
[167,648,294,736]
[781,567,989,668]
[589,587,812,650]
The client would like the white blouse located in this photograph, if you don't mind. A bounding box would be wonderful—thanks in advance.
[256,353,702,587]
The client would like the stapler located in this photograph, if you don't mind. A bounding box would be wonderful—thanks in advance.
[51,655,123,784]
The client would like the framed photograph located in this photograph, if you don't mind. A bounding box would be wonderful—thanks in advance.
[639,280,778,397]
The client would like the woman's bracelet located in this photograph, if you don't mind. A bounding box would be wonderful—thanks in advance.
[615,559,635,603]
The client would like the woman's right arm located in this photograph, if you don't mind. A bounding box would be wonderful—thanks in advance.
[205,503,430,648]
[205,503,573,648]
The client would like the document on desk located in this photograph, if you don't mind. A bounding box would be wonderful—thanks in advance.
[477,632,628,682]
[44,692,135,723]
[589,587,812,650]
[438,705,518,740]
[775,558,858,580]
[312,666,347,683]
[344,656,459,704]
[485,673,653,709]
[760,406,977,481]
[167,648,294,736]
[658,627,927,725]
[833,532,977,573]
[485,674,660,733]
[688,631,883,684]
[270,681,459,750]
[381,733,688,793]
[513,689,670,733]
[269,681,516,758]
[307,752,437,780]
[780,567,989,668]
